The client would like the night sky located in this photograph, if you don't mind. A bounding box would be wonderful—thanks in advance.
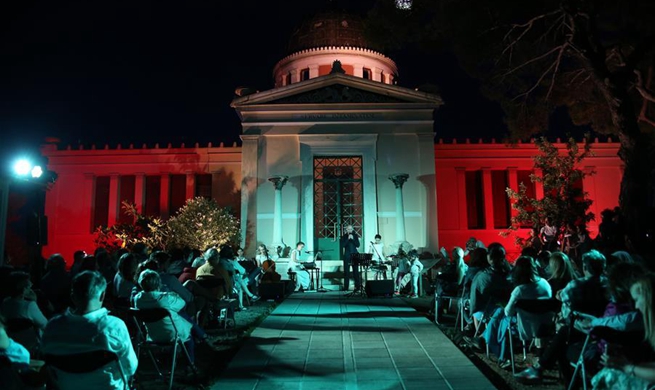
[0,0,508,165]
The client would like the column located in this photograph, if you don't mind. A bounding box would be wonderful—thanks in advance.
[268,175,289,257]
[353,64,364,78]
[372,67,383,82]
[290,69,300,84]
[389,173,409,242]
[308,64,319,79]
[160,174,170,220]
[108,174,120,225]
[240,135,259,252]
[185,172,195,201]
[507,168,518,221]
[455,168,468,230]
[134,173,145,214]
[482,168,494,229]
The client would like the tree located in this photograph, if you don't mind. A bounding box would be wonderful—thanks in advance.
[366,0,655,252]
[94,201,167,252]
[166,197,241,251]
[502,137,595,248]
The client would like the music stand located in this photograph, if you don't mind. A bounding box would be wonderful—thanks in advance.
[315,251,328,292]
[345,253,372,298]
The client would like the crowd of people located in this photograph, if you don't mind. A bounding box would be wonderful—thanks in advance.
[0,243,274,389]
[431,211,655,389]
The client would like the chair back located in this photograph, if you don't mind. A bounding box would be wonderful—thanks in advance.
[45,350,119,373]
[5,318,35,333]
[129,307,170,323]
[45,350,128,390]
[196,277,225,290]
[515,298,560,340]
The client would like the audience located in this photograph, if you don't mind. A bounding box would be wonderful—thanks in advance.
[41,271,137,389]
[113,253,138,302]
[0,272,48,354]
[133,270,218,363]
[469,243,512,332]
[40,254,71,314]
[592,273,655,388]
[196,247,233,300]
[547,251,578,294]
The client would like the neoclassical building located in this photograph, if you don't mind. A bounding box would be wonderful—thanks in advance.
[40,12,622,272]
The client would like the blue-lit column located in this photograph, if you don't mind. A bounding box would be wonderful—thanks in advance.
[268,175,288,257]
[389,173,409,242]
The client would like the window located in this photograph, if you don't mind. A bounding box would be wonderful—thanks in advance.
[285,73,291,85]
[118,175,136,224]
[465,171,485,229]
[144,176,161,217]
[170,174,186,214]
[492,170,510,228]
[362,68,371,80]
[300,68,310,81]
[92,176,110,230]
[196,174,212,199]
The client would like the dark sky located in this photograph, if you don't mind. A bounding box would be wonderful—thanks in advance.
[0,0,508,164]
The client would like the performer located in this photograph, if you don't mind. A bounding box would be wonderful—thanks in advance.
[257,244,280,283]
[539,217,558,251]
[340,225,361,291]
[368,234,388,279]
[408,250,424,298]
[394,247,411,295]
[289,242,310,292]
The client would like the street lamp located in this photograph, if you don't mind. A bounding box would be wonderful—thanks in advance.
[13,159,44,179]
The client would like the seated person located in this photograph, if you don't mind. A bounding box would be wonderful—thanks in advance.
[288,242,310,292]
[40,254,71,314]
[394,248,411,295]
[592,273,655,389]
[228,255,259,310]
[256,245,280,284]
[0,272,48,355]
[133,270,217,362]
[0,314,30,371]
[113,253,138,303]
[178,257,206,284]
[469,243,512,331]
[478,256,551,366]
[41,271,137,389]
[196,247,233,300]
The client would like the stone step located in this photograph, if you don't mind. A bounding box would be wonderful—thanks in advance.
[275,260,394,289]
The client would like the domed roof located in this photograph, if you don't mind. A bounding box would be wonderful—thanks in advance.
[287,12,377,54]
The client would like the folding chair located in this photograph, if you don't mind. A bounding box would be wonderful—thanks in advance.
[5,318,40,356]
[45,350,129,390]
[129,308,197,390]
[568,325,644,390]
[507,298,561,375]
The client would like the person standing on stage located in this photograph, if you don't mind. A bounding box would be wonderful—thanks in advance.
[341,225,361,291]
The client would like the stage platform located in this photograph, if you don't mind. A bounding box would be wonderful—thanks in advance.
[211,291,496,390]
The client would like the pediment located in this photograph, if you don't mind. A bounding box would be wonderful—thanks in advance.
[268,83,407,104]
[231,73,442,108]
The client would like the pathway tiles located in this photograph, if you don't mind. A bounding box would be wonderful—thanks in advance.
[212,291,496,390]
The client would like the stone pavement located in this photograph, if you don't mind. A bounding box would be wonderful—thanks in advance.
[211,291,497,390]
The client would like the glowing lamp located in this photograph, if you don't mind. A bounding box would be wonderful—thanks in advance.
[395,0,412,10]
[31,165,43,178]
[13,159,32,176]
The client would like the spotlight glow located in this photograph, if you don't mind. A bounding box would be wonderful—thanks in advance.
[395,0,412,10]
[13,159,32,176]
[31,166,43,178]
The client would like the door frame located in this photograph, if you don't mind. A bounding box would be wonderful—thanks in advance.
[299,134,379,259]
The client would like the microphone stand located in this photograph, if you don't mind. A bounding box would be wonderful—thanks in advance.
[315,251,328,292]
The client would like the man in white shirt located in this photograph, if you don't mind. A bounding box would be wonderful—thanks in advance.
[42,271,137,390]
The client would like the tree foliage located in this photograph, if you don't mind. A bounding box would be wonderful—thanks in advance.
[502,137,595,247]
[93,201,167,252]
[166,197,241,251]
[366,0,655,251]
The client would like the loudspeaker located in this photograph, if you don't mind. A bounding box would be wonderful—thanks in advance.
[259,281,290,301]
[365,280,394,298]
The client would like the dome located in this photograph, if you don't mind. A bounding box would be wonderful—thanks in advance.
[287,12,375,54]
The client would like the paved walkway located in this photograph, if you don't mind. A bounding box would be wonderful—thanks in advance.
[211,291,496,390]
